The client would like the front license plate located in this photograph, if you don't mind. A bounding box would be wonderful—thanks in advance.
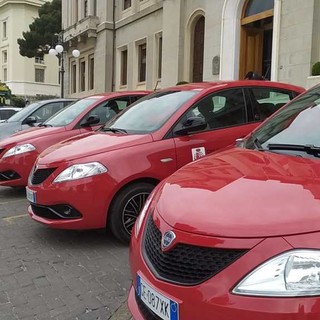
[26,187,36,204]
[137,274,179,320]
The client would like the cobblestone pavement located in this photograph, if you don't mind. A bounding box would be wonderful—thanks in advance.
[0,186,133,320]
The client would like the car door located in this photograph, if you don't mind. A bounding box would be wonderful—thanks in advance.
[172,88,256,168]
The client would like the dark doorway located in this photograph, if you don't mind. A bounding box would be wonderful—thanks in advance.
[192,16,205,82]
[239,0,274,80]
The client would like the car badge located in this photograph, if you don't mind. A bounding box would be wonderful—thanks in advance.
[161,230,176,252]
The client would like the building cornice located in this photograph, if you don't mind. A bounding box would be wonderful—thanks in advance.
[0,0,45,8]
[116,2,163,29]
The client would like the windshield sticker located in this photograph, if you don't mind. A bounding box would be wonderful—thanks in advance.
[192,147,206,161]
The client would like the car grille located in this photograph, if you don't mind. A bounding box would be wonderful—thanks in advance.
[31,204,82,220]
[135,291,162,320]
[31,168,56,185]
[143,216,248,285]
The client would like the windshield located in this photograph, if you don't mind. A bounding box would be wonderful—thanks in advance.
[7,102,40,122]
[246,85,320,150]
[45,97,100,127]
[103,90,198,134]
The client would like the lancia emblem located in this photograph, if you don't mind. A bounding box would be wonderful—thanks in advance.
[161,231,176,251]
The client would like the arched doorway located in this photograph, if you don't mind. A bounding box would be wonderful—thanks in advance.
[239,0,274,80]
[192,16,205,82]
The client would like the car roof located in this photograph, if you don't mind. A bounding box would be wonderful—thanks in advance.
[164,80,305,92]
[0,106,22,111]
[36,98,77,104]
[83,91,151,100]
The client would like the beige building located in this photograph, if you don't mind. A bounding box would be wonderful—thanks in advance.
[62,0,320,98]
[0,0,60,99]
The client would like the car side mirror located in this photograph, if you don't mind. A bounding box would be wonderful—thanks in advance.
[81,115,100,127]
[24,116,37,125]
[174,116,207,136]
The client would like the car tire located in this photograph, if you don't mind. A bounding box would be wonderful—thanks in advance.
[108,182,155,244]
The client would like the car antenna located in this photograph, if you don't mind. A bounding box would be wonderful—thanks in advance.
[153,80,160,91]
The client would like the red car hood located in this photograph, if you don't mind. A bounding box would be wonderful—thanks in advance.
[38,132,153,164]
[0,127,65,147]
[156,148,320,238]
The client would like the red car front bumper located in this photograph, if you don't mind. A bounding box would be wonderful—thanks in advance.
[27,169,115,230]
[128,214,320,320]
[0,151,38,187]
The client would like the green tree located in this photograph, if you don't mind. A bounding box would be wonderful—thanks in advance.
[17,0,62,58]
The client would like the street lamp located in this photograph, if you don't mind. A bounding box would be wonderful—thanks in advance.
[49,34,80,98]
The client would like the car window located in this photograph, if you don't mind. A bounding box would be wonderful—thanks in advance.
[30,102,66,123]
[45,97,100,127]
[105,90,198,134]
[0,109,16,120]
[79,100,118,126]
[246,85,320,150]
[114,97,131,110]
[7,102,40,122]
[130,95,145,104]
[248,87,296,121]
[174,88,247,134]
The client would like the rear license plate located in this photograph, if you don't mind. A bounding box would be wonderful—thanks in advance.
[137,274,179,320]
[26,187,36,204]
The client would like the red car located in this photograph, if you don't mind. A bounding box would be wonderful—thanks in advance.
[0,91,149,187]
[128,84,320,319]
[26,81,304,243]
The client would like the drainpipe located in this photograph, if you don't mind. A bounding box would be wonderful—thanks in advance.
[271,0,282,81]
[111,0,116,91]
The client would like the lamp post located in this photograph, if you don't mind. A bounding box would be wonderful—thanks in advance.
[49,33,80,98]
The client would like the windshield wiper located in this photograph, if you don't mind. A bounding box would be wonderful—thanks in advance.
[267,143,320,157]
[100,127,127,134]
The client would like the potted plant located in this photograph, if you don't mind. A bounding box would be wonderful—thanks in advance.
[307,61,320,89]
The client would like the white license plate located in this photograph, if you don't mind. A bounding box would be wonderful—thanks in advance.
[26,187,36,204]
[137,274,179,320]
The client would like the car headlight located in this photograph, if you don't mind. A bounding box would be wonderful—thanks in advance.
[53,162,107,183]
[3,144,36,158]
[233,249,320,297]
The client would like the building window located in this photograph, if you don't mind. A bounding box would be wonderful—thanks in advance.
[35,68,45,83]
[84,0,88,17]
[71,62,77,93]
[2,51,7,64]
[121,49,128,86]
[244,0,274,17]
[3,21,7,38]
[35,56,44,64]
[158,36,162,79]
[124,0,131,10]
[80,60,86,91]
[138,43,147,82]
[89,55,94,90]
[3,68,7,81]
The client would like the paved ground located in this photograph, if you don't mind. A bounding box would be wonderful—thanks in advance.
[0,186,133,320]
